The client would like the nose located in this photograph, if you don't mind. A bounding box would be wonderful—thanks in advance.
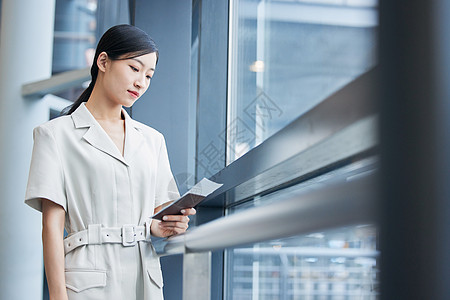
[134,78,142,89]
[134,75,148,90]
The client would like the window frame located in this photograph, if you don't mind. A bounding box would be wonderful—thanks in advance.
[190,1,379,298]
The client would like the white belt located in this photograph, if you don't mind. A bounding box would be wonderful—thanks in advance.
[64,223,152,255]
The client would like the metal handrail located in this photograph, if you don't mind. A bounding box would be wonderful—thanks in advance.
[153,69,379,256]
[154,171,377,256]
[22,67,90,98]
[200,68,377,208]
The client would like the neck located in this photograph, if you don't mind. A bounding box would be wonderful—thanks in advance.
[85,85,123,121]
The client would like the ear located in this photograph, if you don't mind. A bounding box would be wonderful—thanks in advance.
[97,52,109,72]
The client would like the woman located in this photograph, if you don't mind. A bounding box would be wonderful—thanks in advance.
[25,24,195,300]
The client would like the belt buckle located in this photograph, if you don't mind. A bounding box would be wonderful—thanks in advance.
[122,224,136,246]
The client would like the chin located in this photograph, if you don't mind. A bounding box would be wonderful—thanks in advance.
[122,100,138,108]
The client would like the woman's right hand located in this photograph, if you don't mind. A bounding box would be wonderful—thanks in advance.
[151,206,196,237]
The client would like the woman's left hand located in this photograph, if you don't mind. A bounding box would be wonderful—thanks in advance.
[151,208,196,238]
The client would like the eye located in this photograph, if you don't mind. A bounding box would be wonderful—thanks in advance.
[130,66,139,72]
[146,75,152,80]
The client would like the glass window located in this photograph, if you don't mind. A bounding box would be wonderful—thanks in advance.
[227,0,378,162]
[224,157,379,299]
[53,0,98,74]
[52,0,130,102]
[225,225,379,300]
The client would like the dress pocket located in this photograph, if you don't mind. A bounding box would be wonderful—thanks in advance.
[65,269,107,293]
[147,267,164,288]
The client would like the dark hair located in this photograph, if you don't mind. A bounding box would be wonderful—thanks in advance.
[63,24,159,115]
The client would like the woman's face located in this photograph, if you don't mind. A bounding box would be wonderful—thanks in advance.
[100,52,157,108]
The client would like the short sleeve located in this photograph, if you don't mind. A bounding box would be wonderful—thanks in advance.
[155,135,180,207]
[25,125,67,212]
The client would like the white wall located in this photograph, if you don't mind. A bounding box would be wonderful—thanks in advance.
[0,0,55,298]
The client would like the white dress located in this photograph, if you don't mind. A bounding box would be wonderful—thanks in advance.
[25,103,179,300]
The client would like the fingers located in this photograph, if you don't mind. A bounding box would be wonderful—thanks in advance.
[160,215,189,234]
[158,221,188,235]
[158,223,188,235]
[156,209,196,237]
[180,208,196,216]
[162,215,190,222]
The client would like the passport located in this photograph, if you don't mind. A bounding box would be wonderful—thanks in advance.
[152,178,223,220]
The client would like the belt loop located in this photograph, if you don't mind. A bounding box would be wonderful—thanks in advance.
[145,218,152,240]
[122,224,136,246]
[88,224,102,245]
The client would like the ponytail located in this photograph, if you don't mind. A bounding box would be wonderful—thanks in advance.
[61,81,94,115]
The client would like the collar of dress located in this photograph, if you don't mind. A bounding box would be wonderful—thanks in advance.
[70,103,145,166]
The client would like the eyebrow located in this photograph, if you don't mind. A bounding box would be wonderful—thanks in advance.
[131,58,155,71]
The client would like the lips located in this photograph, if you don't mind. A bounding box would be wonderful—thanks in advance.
[128,90,140,98]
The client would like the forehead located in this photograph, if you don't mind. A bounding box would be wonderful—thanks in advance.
[125,52,157,70]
